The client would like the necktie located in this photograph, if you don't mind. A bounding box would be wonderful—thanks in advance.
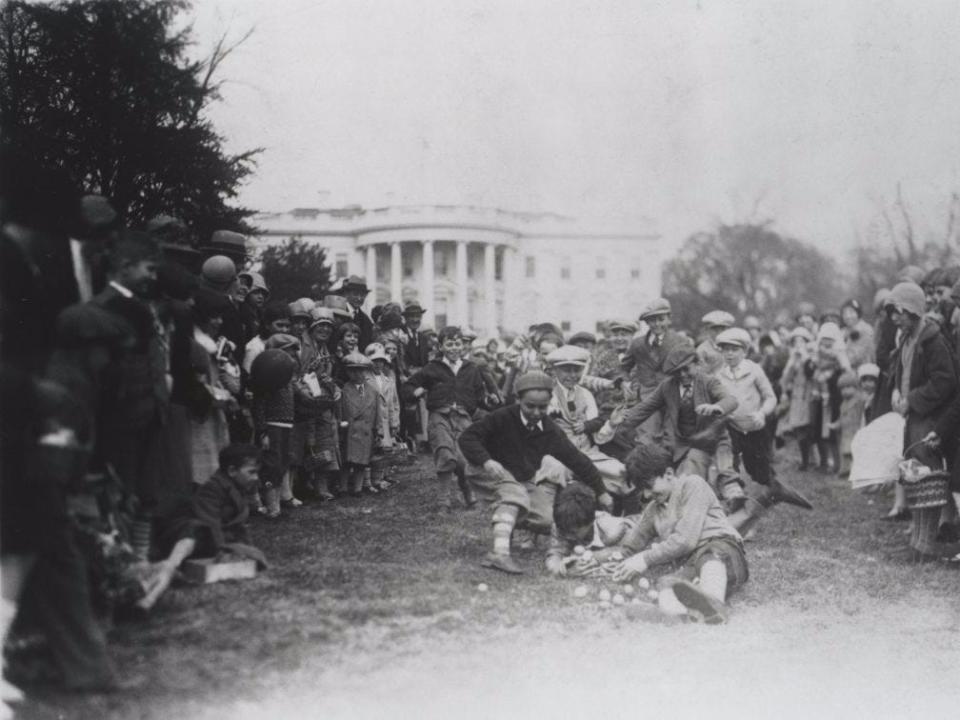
[681,385,691,400]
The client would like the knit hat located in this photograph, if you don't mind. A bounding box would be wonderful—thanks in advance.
[545,345,591,368]
[200,255,237,291]
[514,371,555,395]
[885,282,925,317]
[639,297,671,321]
[343,352,372,369]
[701,310,735,328]
[715,328,751,349]
[897,265,926,285]
[857,363,880,380]
[309,306,336,328]
[663,347,698,375]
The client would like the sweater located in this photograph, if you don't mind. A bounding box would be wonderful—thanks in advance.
[458,405,604,495]
[618,474,741,567]
[716,359,776,433]
[406,359,487,415]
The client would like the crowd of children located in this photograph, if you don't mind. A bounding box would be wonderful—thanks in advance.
[3,170,960,706]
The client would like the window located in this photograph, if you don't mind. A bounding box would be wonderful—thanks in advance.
[596,258,606,279]
[335,254,349,278]
[560,256,571,279]
[495,251,504,281]
[631,268,640,279]
[561,320,571,331]
[525,256,536,278]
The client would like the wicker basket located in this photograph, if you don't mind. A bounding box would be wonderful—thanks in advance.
[901,470,950,510]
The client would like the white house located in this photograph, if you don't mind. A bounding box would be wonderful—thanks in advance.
[252,204,662,338]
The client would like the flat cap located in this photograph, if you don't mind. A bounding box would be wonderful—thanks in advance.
[514,371,555,395]
[343,352,372,368]
[639,297,671,321]
[715,328,752,349]
[663,347,698,375]
[545,345,591,367]
[605,319,638,333]
[701,310,735,328]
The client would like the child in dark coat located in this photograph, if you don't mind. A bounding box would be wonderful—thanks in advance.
[339,352,382,496]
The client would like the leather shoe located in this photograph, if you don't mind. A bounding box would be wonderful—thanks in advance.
[769,479,813,510]
[671,580,728,624]
[480,553,523,574]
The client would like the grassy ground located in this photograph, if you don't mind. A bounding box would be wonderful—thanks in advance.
[16,448,960,720]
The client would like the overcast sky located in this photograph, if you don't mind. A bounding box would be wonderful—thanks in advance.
[188,0,960,256]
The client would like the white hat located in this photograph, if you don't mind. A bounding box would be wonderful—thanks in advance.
[364,342,390,362]
[545,344,591,367]
[701,310,735,328]
[857,362,880,380]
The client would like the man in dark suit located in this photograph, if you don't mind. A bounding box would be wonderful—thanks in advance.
[621,298,693,441]
[401,301,432,370]
[340,275,376,350]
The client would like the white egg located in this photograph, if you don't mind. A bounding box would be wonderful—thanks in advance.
[638,577,651,590]
[647,589,659,601]
[598,600,612,610]
[477,583,489,592]
[598,588,611,602]
[573,585,589,598]
[573,545,585,556]
[612,594,625,605]
[611,551,623,562]
[622,585,635,596]
[581,550,594,562]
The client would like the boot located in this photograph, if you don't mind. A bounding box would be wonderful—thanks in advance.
[455,467,476,508]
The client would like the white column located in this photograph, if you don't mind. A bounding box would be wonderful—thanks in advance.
[390,241,403,303]
[503,245,518,333]
[455,240,469,327]
[484,243,497,338]
[365,244,377,311]
[421,240,435,327]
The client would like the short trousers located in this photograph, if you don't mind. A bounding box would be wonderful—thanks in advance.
[679,536,749,590]
[427,408,472,473]
[465,457,562,534]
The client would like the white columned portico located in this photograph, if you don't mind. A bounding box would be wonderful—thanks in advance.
[390,242,402,303]
[365,244,377,312]
[421,240,435,326]
[455,240,469,327]
[483,243,497,338]
[503,245,518,332]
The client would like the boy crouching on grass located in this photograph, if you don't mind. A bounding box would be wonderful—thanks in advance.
[545,483,636,576]
[596,444,762,624]
[191,444,267,568]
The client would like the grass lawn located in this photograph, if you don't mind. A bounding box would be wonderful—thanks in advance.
[16,449,960,720]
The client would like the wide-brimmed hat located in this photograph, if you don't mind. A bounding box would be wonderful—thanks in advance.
[323,294,353,319]
[200,255,237,292]
[343,352,372,368]
[364,343,390,363]
[339,275,370,294]
[402,301,426,316]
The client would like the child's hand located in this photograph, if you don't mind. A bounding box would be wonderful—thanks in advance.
[695,403,723,417]
[596,492,614,513]
[611,554,647,582]
[608,404,627,427]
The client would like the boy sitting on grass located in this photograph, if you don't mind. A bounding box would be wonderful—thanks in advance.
[545,483,635,576]
[192,444,268,568]
[597,444,756,624]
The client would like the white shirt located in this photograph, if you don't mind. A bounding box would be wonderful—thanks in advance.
[443,357,463,375]
[519,411,544,432]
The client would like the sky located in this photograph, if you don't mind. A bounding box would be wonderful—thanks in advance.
[186,0,960,257]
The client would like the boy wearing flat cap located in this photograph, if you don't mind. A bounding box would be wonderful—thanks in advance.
[716,328,813,510]
[622,299,693,441]
[605,346,743,509]
[458,371,614,574]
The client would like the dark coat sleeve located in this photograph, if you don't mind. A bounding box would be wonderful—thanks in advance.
[618,379,667,436]
[934,390,960,439]
[458,411,499,466]
[192,482,227,550]
[908,333,958,418]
